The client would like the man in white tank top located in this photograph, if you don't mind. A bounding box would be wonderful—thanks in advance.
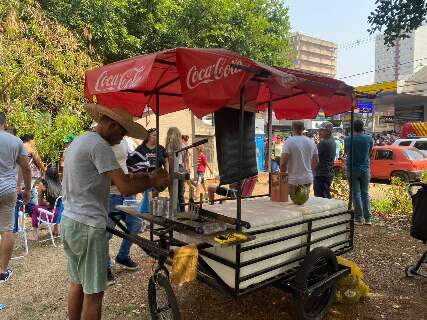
[280,121,319,187]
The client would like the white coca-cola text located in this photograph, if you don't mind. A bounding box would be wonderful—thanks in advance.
[186,58,243,90]
[94,66,145,92]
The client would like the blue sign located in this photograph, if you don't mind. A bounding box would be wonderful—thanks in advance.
[358,101,374,113]
[255,134,265,172]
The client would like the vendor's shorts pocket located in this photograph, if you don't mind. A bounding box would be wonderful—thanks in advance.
[61,217,108,294]
[0,192,17,232]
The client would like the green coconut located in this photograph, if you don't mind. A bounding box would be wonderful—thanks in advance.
[290,185,309,205]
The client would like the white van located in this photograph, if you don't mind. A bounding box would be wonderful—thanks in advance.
[392,138,427,156]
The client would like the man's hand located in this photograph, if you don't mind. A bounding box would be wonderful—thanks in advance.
[22,190,31,204]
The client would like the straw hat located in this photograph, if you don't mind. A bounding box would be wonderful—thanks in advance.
[85,103,147,140]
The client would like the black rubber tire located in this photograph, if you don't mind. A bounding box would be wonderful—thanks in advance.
[292,247,339,320]
[148,273,181,320]
[391,171,409,182]
[405,265,417,278]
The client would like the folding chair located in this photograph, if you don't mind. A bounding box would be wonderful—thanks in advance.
[37,196,62,247]
[12,200,29,260]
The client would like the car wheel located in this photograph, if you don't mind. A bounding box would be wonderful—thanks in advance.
[391,171,409,182]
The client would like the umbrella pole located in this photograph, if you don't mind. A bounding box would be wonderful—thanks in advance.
[156,92,160,167]
[237,86,245,229]
[267,99,273,196]
[150,91,161,242]
[234,85,245,295]
[348,95,356,211]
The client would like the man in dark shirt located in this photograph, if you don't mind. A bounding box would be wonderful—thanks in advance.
[314,122,336,198]
[344,120,374,225]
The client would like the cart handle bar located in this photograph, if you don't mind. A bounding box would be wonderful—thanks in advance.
[176,138,208,156]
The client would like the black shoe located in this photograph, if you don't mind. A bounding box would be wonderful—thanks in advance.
[107,269,116,286]
[0,269,13,284]
[115,256,139,270]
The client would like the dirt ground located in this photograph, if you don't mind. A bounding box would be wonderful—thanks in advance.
[1,179,425,320]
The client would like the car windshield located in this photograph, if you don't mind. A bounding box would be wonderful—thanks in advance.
[404,149,426,160]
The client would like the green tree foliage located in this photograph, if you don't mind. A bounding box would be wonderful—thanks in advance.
[39,0,294,66]
[368,0,427,46]
[6,104,87,165]
[0,0,95,161]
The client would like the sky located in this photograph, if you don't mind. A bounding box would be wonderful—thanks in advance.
[284,0,377,86]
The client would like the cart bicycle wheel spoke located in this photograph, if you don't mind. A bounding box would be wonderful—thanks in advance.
[148,273,181,320]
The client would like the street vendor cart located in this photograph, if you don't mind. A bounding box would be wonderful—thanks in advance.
[85,48,356,320]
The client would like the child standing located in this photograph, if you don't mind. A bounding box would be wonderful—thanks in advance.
[196,145,212,199]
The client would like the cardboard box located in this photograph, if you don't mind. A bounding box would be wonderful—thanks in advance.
[271,172,289,202]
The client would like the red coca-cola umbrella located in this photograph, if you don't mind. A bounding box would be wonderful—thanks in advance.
[84,48,353,119]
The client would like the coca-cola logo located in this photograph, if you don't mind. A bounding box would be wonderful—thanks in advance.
[186,58,243,90]
[94,66,145,92]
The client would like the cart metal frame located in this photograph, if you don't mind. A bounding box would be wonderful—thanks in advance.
[107,60,357,319]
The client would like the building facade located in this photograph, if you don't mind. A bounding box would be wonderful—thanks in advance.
[292,32,337,78]
[375,24,427,83]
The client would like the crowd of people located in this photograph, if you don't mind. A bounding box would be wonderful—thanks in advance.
[276,120,373,225]
[0,107,209,318]
[1,104,377,319]
[372,131,399,146]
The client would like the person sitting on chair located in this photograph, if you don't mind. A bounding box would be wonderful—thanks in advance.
[29,167,62,240]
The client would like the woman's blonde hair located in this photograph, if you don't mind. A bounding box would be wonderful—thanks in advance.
[165,127,182,153]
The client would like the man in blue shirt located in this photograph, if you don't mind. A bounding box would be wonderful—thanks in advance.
[344,120,373,225]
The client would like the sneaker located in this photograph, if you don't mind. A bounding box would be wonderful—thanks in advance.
[364,221,373,226]
[354,221,364,226]
[0,269,13,284]
[107,269,116,286]
[115,256,139,270]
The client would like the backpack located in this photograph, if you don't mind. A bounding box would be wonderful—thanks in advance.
[409,183,427,242]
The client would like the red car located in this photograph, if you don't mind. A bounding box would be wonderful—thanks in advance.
[334,146,427,181]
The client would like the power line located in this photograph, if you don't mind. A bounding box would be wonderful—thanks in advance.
[337,36,376,50]
[338,57,427,80]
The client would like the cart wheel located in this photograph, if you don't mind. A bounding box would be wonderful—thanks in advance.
[292,247,338,320]
[405,265,417,278]
[148,273,181,320]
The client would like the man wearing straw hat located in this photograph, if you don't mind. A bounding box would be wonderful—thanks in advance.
[61,104,169,320]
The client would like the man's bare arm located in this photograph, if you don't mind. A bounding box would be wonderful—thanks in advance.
[18,155,32,203]
[311,154,319,171]
[31,150,46,173]
[280,153,289,173]
[107,169,169,197]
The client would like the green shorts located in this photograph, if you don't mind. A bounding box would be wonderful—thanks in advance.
[61,216,108,294]
[0,192,16,232]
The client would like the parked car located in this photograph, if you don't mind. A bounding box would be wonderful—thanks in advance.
[392,138,427,156]
[334,146,427,182]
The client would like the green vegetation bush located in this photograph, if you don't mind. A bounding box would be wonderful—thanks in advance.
[371,177,412,216]
[0,0,94,162]
[332,173,421,217]
[6,104,86,164]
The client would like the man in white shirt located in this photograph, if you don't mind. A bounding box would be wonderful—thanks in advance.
[106,139,142,285]
[280,121,319,187]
